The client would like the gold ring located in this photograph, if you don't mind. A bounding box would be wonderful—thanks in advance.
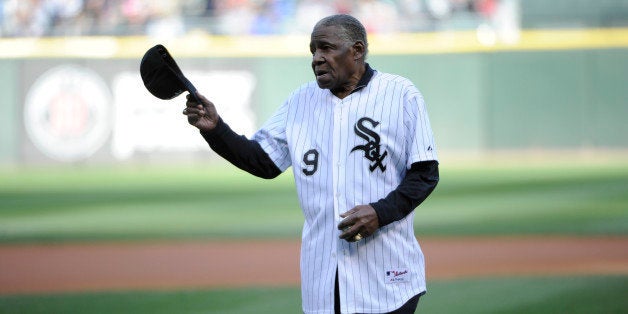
[353,233,363,241]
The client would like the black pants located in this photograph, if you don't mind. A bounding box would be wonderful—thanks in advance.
[334,270,422,314]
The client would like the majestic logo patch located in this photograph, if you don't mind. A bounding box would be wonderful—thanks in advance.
[350,117,388,172]
[385,269,409,283]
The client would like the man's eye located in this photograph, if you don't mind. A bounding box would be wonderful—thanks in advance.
[310,44,332,55]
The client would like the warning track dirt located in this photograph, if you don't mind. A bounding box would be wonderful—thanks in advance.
[1,236,626,295]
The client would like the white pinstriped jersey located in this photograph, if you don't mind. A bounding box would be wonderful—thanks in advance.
[253,70,438,313]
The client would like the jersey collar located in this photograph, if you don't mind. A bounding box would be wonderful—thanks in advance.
[350,63,375,95]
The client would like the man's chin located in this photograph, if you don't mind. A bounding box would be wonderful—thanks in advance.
[315,78,332,90]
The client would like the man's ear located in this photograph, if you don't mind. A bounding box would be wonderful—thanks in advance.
[353,41,366,60]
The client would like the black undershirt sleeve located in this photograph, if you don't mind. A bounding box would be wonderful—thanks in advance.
[370,160,440,227]
[200,118,282,179]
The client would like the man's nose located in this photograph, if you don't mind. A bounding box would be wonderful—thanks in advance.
[312,50,324,64]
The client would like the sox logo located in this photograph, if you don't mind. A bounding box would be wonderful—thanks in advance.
[351,117,388,172]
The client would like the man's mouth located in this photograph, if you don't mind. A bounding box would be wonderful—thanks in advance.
[315,70,329,79]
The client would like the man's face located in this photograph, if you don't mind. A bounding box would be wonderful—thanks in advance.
[310,25,357,92]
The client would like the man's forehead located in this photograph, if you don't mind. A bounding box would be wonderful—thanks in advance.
[311,24,343,41]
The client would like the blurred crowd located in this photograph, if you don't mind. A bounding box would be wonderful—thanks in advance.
[0,0,501,37]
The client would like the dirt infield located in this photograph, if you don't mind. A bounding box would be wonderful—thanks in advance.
[1,236,627,295]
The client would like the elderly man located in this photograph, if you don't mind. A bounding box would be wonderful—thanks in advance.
[183,14,439,314]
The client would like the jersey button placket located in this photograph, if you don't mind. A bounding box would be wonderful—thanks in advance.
[331,99,344,219]
[336,160,342,199]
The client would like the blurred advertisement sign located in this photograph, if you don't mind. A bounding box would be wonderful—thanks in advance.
[24,65,112,162]
[110,70,256,160]
[23,64,256,163]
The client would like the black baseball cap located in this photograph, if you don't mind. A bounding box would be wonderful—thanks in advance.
[140,44,198,100]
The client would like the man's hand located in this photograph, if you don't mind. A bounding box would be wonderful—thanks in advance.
[338,205,380,242]
[183,92,220,132]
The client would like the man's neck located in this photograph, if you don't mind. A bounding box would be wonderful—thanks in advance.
[331,63,374,99]
[331,65,366,99]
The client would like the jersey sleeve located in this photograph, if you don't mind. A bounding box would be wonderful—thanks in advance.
[252,100,292,172]
[404,86,438,167]
[370,82,440,226]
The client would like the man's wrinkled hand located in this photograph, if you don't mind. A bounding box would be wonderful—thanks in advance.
[338,205,380,242]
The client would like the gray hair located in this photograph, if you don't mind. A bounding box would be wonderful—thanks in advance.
[314,14,369,57]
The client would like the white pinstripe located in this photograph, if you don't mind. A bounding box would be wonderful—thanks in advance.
[253,71,437,313]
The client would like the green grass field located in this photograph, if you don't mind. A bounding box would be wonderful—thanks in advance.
[1,158,627,313]
[1,158,627,242]
[1,275,626,314]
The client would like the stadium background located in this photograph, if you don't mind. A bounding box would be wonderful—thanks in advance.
[0,1,627,313]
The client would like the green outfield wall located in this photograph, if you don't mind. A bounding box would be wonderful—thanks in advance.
[1,29,627,164]
[253,48,628,153]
